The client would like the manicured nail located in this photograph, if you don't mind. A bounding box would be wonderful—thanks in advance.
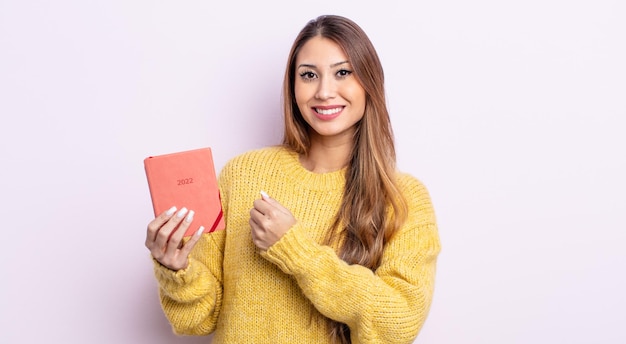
[166,206,177,216]
[185,210,195,223]
[176,207,188,218]
[260,190,269,200]
[195,226,205,236]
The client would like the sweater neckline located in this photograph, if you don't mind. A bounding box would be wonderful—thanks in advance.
[281,148,347,191]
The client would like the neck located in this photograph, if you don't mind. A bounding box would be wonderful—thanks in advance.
[300,132,353,173]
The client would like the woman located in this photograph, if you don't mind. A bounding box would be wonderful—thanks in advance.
[145,15,441,344]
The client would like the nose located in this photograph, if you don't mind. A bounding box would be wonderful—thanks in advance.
[315,75,336,100]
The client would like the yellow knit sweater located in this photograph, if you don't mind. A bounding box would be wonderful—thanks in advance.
[153,146,441,344]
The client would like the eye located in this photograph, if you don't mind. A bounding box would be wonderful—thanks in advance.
[336,69,353,78]
[299,70,317,81]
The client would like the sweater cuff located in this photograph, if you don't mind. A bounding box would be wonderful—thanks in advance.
[152,256,201,289]
[262,223,324,275]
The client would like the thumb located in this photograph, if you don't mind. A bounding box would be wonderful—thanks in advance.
[260,190,284,209]
[260,190,271,201]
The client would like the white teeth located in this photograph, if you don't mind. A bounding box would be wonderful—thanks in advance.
[315,107,342,115]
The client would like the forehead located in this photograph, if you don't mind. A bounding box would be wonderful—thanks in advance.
[296,36,349,66]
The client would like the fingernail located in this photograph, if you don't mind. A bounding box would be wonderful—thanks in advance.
[176,207,188,218]
[260,190,269,200]
[185,210,195,223]
[166,206,177,216]
[195,226,205,236]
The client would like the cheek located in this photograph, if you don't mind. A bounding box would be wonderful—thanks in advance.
[293,79,312,98]
[293,90,307,117]
[347,85,367,109]
[294,82,314,110]
[294,85,303,102]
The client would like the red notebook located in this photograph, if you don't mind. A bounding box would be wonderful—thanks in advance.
[144,147,225,236]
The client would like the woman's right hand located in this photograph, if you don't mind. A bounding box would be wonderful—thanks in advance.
[145,206,204,271]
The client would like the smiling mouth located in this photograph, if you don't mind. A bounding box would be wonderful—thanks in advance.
[314,107,343,115]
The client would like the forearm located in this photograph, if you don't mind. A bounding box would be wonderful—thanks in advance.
[263,223,440,343]
[152,231,226,335]
[153,256,222,335]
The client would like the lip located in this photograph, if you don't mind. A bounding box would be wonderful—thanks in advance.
[311,105,344,121]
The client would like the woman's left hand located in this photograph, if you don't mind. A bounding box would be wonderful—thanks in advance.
[249,191,297,251]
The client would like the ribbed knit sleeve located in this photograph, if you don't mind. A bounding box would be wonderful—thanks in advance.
[262,173,441,344]
[151,162,232,336]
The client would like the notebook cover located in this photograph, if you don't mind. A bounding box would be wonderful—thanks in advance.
[144,147,225,236]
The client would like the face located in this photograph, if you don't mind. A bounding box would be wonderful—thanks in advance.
[294,36,366,142]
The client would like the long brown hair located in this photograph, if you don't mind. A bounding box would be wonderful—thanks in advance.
[282,15,408,343]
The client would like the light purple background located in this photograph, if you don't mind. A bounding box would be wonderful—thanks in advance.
[1,1,625,343]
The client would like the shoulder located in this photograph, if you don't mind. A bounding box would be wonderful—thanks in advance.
[222,146,287,170]
[228,145,287,162]
[395,172,437,225]
[218,146,293,180]
[396,172,432,203]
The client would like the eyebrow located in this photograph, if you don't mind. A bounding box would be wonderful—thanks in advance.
[297,60,350,69]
